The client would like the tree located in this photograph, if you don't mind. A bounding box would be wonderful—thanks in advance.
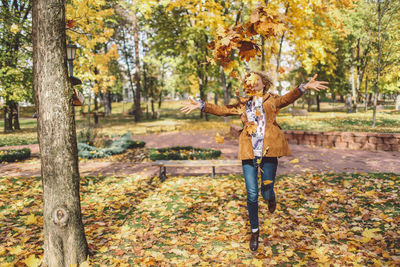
[32,0,89,264]
[372,0,400,127]
[0,0,32,132]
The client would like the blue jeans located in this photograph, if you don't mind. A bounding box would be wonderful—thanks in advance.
[242,156,278,230]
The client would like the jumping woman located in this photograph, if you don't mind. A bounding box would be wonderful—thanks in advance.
[180,71,328,251]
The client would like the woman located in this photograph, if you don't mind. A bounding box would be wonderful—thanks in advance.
[180,71,328,251]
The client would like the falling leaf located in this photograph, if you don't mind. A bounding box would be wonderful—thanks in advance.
[23,254,41,267]
[245,122,257,136]
[263,180,273,185]
[289,158,299,164]
[278,66,285,74]
[263,146,269,156]
[214,133,224,144]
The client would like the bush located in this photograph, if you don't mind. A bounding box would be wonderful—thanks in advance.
[0,136,38,147]
[78,133,145,159]
[0,148,31,162]
[77,127,100,146]
[149,146,221,161]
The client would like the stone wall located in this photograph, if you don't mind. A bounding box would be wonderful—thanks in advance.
[229,125,400,152]
[283,130,400,152]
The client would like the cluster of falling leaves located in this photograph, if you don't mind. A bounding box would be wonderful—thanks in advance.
[207,6,286,78]
[1,171,399,266]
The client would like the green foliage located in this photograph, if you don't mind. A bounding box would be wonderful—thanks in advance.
[0,136,37,147]
[0,148,30,162]
[78,133,145,159]
[77,127,100,146]
[0,0,33,103]
[149,146,221,160]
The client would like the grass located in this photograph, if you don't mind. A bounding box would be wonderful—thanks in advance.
[0,172,399,265]
[1,100,399,147]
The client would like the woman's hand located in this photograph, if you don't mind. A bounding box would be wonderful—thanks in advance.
[180,96,201,114]
[305,74,329,92]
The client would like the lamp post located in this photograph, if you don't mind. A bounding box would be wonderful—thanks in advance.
[67,41,77,77]
[66,40,83,105]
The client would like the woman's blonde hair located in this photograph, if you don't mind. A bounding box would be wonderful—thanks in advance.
[243,71,273,94]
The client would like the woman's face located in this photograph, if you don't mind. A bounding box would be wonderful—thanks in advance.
[253,74,264,91]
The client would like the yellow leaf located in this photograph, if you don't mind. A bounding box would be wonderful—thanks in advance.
[25,213,38,225]
[10,24,20,34]
[99,246,107,253]
[361,228,380,242]
[9,245,23,255]
[0,246,6,256]
[214,133,224,144]
[263,180,273,185]
[253,259,264,267]
[23,254,41,267]
[245,121,257,136]
[289,158,299,164]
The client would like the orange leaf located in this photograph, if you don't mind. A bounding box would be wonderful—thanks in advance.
[263,180,273,185]
[214,133,225,144]
[245,122,257,135]
[66,20,76,29]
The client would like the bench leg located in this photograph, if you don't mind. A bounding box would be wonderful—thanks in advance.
[159,166,167,181]
[212,166,215,178]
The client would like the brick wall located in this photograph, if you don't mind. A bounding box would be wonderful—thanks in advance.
[283,130,400,152]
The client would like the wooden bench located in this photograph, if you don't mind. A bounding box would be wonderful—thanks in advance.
[291,109,308,116]
[152,160,242,180]
[81,112,105,117]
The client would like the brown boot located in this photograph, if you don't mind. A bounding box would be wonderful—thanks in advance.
[249,230,259,251]
[268,197,276,213]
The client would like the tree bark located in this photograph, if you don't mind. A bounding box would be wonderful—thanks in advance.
[3,102,12,132]
[94,94,99,125]
[103,91,112,116]
[373,1,382,127]
[32,0,89,265]
[11,101,20,130]
[132,9,142,122]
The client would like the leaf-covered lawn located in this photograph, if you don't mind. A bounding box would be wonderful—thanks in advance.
[1,172,399,266]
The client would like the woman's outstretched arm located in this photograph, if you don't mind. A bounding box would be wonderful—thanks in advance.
[180,96,241,117]
[274,74,329,109]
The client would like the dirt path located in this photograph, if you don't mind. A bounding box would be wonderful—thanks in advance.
[1,129,399,178]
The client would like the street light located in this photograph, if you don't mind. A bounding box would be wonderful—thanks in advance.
[66,40,83,106]
[67,41,77,77]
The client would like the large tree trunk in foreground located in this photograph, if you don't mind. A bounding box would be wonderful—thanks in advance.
[32,0,89,265]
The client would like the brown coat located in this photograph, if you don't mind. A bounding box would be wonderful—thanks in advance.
[204,87,303,160]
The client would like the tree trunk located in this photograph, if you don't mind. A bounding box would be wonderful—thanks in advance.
[222,66,231,123]
[32,0,89,265]
[316,94,320,112]
[373,1,382,127]
[151,99,155,119]
[3,102,12,132]
[133,10,142,122]
[103,91,112,116]
[350,63,357,112]
[364,74,368,112]
[11,101,20,130]
[94,94,99,125]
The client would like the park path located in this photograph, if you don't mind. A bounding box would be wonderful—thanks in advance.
[1,129,399,178]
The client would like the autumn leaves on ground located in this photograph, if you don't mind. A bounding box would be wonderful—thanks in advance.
[1,169,399,265]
